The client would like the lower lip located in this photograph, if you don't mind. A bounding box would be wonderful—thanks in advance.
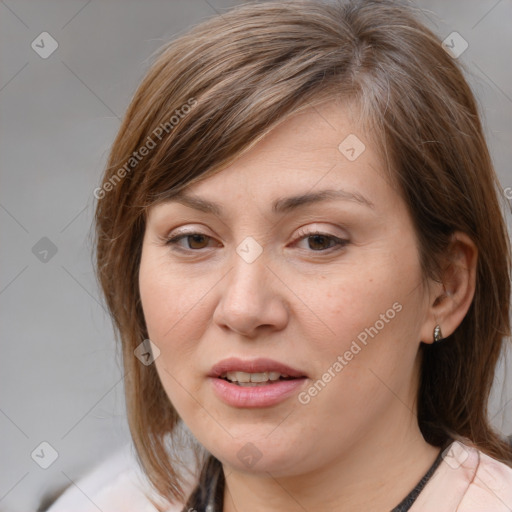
[210,377,307,408]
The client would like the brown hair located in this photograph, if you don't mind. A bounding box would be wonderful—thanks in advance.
[94,0,512,507]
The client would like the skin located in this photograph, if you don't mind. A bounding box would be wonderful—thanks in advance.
[139,100,477,511]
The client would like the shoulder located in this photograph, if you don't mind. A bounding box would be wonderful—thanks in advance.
[45,443,193,512]
[411,440,512,512]
[460,444,512,511]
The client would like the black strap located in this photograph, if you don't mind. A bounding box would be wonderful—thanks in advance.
[186,442,449,512]
[182,454,224,512]
[390,446,446,512]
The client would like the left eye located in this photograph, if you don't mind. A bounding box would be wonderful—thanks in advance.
[294,232,348,252]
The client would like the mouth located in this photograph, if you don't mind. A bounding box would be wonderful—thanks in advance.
[208,357,307,407]
[209,357,307,381]
[219,370,300,387]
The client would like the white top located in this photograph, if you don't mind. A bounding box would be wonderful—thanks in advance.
[46,442,190,512]
[47,440,512,511]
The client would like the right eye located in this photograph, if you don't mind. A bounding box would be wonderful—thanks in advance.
[164,232,222,252]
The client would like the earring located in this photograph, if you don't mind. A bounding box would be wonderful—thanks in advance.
[433,324,443,344]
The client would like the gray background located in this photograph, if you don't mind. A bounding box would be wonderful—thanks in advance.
[1,1,511,511]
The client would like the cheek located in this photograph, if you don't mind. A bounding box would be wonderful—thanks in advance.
[310,265,403,345]
[139,261,206,415]
[305,245,424,383]
[139,249,211,348]
[138,256,209,416]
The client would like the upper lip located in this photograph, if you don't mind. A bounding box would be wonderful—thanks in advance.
[208,357,307,378]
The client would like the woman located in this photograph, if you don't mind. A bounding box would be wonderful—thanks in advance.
[48,0,512,510]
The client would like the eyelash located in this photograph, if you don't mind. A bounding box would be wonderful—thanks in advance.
[163,229,349,254]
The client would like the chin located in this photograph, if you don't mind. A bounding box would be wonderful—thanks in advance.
[199,431,311,476]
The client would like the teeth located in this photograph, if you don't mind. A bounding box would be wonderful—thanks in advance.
[224,371,290,383]
[250,372,268,383]
[226,371,251,383]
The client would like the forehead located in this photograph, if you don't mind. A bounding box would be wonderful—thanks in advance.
[147,101,396,220]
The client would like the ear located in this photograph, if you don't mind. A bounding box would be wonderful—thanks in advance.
[419,231,478,344]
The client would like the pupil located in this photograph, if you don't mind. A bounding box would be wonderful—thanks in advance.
[309,235,330,250]
[189,234,207,249]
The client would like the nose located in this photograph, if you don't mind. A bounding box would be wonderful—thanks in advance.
[212,247,289,338]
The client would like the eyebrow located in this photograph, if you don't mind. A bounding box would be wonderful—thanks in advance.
[164,188,375,217]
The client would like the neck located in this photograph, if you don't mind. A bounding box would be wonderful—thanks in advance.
[221,409,441,512]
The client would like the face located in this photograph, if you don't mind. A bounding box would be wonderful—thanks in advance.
[139,100,431,477]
